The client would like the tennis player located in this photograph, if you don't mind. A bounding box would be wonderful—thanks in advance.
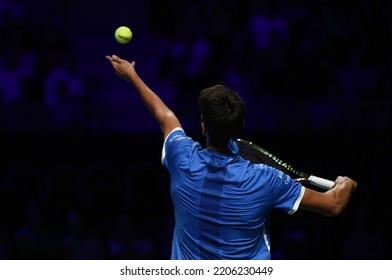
[106,54,357,260]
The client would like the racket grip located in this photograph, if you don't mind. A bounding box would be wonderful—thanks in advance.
[308,175,335,190]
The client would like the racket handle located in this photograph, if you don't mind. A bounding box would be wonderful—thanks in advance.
[308,175,335,190]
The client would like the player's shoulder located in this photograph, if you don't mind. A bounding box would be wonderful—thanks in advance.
[165,127,190,143]
[164,127,200,153]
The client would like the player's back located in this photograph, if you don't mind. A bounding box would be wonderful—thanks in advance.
[170,147,274,259]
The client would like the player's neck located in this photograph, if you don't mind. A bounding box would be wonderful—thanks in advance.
[205,136,231,154]
[207,144,231,155]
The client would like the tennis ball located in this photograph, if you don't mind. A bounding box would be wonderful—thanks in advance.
[114,26,132,44]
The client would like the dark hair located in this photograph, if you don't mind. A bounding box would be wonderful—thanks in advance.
[198,84,245,146]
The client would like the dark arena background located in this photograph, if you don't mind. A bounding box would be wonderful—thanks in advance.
[1,0,391,259]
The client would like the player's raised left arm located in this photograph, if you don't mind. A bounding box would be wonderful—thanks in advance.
[106,54,181,138]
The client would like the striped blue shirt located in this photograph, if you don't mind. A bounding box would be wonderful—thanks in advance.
[162,128,304,259]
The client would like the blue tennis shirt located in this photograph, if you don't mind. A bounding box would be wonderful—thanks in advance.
[162,128,304,260]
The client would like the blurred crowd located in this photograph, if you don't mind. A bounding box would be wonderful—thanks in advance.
[1,0,391,134]
[150,0,391,133]
[0,0,391,259]
[0,136,173,259]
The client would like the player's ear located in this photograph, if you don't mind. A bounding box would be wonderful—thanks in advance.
[201,122,206,135]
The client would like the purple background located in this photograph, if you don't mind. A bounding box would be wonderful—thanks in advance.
[1,0,391,259]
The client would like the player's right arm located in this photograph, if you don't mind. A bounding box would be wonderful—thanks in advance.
[299,176,357,216]
[105,54,181,139]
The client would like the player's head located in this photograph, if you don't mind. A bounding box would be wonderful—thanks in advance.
[198,84,245,147]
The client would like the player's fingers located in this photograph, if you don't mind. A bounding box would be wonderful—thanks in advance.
[111,55,121,62]
[334,175,343,182]
[106,55,121,64]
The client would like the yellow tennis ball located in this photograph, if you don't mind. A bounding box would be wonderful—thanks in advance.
[114,26,132,44]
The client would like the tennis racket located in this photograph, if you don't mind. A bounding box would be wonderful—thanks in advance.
[237,139,335,190]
